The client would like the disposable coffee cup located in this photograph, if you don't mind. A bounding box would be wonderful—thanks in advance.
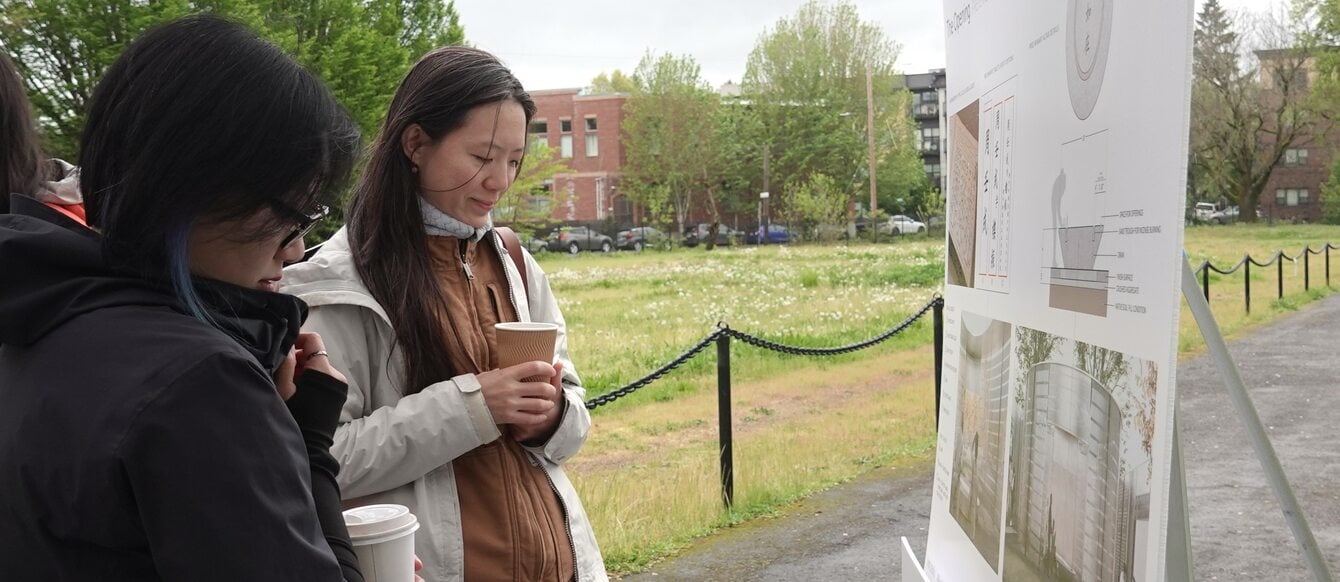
[343,504,419,582]
[495,322,558,382]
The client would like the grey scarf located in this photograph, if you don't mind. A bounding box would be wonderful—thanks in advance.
[420,196,490,241]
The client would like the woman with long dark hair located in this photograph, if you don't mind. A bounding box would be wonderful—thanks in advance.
[0,52,44,212]
[0,16,365,580]
[283,46,608,581]
[2,51,90,221]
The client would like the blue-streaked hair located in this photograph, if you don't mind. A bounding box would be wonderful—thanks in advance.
[78,15,359,324]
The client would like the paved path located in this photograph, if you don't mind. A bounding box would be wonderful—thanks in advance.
[622,293,1340,581]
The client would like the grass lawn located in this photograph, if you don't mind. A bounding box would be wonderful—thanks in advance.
[534,223,1340,574]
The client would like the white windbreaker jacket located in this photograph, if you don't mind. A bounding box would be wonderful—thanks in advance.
[282,227,607,582]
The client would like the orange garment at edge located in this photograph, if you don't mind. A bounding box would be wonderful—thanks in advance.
[425,234,575,582]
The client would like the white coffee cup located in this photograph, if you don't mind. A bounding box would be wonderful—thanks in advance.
[343,504,419,582]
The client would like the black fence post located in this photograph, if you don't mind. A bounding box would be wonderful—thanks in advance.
[1245,260,1252,315]
[1328,246,1332,287]
[1278,254,1285,300]
[1305,248,1311,291]
[933,298,944,432]
[1201,262,1211,303]
[716,332,734,509]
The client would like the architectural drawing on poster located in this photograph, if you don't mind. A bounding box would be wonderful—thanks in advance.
[926,0,1191,577]
[948,101,981,288]
[1042,131,1110,317]
[975,80,1017,294]
[1004,328,1156,581]
[949,312,1012,571]
[1066,0,1113,120]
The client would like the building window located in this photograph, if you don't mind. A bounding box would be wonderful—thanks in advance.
[560,118,573,158]
[585,135,599,157]
[1276,188,1310,206]
[529,120,548,150]
[1284,148,1308,166]
[585,116,598,131]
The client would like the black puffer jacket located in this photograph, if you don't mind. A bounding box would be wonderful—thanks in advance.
[0,195,359,580]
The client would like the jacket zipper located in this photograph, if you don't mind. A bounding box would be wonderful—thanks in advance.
[501,231,578,579]
[529,452,579,580]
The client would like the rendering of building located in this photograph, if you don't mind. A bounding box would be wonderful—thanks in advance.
[1007,362,1139,582]
[950,314,1012,571]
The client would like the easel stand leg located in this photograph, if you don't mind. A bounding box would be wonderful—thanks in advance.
[1167,416,1194,581]
[1179,258,1335,582]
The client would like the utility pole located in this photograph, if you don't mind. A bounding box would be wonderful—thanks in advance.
[762,143,771,245]
[866,63,878,217]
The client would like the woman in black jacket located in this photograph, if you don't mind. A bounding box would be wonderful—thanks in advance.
[0,16,364,580]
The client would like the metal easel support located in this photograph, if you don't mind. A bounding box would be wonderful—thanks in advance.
[1174,257,1334,582]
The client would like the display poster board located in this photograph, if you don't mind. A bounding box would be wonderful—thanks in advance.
[925,0,1194,580]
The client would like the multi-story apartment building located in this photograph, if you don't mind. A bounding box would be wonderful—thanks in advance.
[897,69,948,192]
[527,88,630,224]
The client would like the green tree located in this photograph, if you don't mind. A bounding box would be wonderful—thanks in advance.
[1190,0,1320,221]
[0,0,465,159]
[741,0,917,226]
[783,173,847,240]
[587,69,637,94]
[495,141,570,238]
[876,88,935,220]
[622,51,732,247]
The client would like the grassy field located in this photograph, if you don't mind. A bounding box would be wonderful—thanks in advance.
[534,223,1340,574]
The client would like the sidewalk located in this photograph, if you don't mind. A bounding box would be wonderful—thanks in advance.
[622,293,1340,581]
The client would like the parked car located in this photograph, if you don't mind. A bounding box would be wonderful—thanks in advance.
[1210,206,1240,224]
[615,226,667,251]
[545,226,613,254]
[682,223,740,247]
[745,224,790,244]
[527,236,548,254]
[881,214,927,235]
[1192,202,1217,222]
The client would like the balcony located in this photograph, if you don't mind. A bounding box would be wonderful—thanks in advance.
[914,103,940,119]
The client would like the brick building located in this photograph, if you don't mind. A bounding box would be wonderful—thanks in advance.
[1256,48,1332,222]
[527,89,632,225]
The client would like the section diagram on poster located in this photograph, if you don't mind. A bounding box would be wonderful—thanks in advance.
[1042,130,1110,317]
[948,100,981,288]
[949,312,1012,572]
[1005,327,1157,581]
[975,79,1018,294]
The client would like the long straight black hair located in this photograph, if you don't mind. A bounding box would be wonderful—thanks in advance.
[80,15,359,321]
[348,46,535,393]
[0,52,44,212]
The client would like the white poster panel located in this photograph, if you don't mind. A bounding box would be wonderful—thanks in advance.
[926,0,1193,581]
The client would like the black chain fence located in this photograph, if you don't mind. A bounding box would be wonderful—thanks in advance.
[1193,243,1338,313]
[584,295,944,410]
[581,294,945,508]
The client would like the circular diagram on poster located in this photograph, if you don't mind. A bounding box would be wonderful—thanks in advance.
[1066,0,1113,120]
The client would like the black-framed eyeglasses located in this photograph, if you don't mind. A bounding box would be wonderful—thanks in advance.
[269,199,330,249]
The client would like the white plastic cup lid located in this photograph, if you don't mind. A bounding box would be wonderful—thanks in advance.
[342,504,417,542]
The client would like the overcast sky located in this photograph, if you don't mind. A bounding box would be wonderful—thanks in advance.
[453,0,1286,91]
